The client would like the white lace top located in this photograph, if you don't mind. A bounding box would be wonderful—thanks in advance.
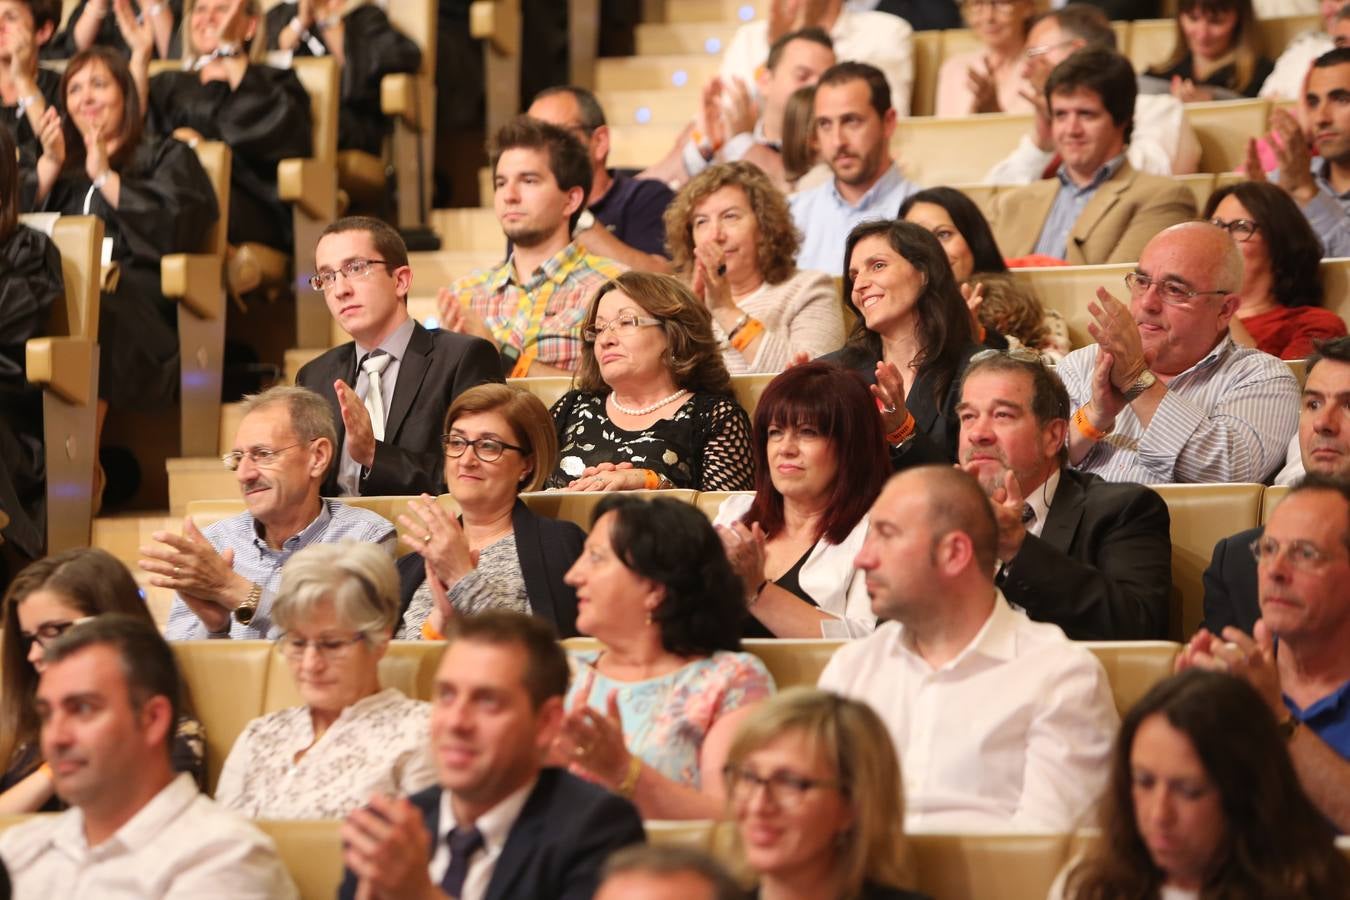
[215,688,438,819]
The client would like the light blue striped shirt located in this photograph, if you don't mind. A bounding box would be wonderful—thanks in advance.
[1059,336,1300,485]
[1032,155,1127,260]
[789,162,920,275]
[163,499,397,640]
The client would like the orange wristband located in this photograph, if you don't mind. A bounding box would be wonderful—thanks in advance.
[509,348,536,379]
[1073,405,1109,442]
[729,317,764,352]
[884,411,916,445]
[420,620,446,641]
[642,468,661,490]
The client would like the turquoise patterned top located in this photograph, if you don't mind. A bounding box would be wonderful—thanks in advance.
[566,650,775,789]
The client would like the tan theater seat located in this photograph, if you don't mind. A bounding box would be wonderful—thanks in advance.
[910,29,943,117]
[253,820,344,900]
[507,375,575,410]
[1183,99,1270,174]
[519,489,699,531]
[1081,641,1181,717]
[1174,172,1216,213]
[184,495,460,557]
[645,818,717,852]
[1318,258,1350,326]
[1262,484,1291,524]
[1011,264,1135,349]
[171,640,273,793]
[1152,483,1264,640]
[892,113,1036,186]
[743,639,843,690]
[263,640,447,711]
[730,373,774,420]
[910,832,1073,900]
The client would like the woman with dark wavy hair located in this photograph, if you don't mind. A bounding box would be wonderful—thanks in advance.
[548,271,754,491]
[665,161,843,374]
[1054,669,1350,900]
[821,219,982,467]
[558,495,774,820]
[714,362,889,638]
[1203,181,1345,359]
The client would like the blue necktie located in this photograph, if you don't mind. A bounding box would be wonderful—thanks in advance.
[439,826,483,899]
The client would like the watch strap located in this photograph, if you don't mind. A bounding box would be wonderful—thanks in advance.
[1122,368,1157,403]
[234,583,263,625]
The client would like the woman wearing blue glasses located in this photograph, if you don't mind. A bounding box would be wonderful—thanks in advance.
[395,382,584,640]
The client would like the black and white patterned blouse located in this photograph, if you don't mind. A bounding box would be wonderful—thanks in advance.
[547,390,754,491]
[214,688,437,820]
[396,533,529,639]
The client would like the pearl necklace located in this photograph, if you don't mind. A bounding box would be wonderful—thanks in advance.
[609,388,689,417]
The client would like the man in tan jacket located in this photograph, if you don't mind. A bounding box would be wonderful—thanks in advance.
[991,48,1194,265]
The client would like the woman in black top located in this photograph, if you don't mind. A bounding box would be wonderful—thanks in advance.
[1144,0,1274,100]
[37,46,218,412]
[146,0,312,253]
[264,0,420,156]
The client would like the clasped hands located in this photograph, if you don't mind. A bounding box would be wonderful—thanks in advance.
[138,516,251,633]
[1083,286,1150,431]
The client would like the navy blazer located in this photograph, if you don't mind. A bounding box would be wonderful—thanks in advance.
[397,500,585,637]
[337,768,645,900]
[997,468,1173,640]
[1202,525,1261,636]
[296,321,502,497]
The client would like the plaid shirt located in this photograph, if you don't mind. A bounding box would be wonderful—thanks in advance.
[448,242,624,373]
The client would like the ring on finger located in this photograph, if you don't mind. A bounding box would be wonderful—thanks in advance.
[573,745,588,758]
[423,533,432,544]
[174,565,181,576]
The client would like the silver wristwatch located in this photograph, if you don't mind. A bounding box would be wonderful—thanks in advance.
[1122,368,1157,403]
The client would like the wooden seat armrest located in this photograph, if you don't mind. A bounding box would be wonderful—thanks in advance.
[380,74,420,129]
[277,156,337,221]
[162,253,224,320]
[25,336,96,405]
[469,1,519,55]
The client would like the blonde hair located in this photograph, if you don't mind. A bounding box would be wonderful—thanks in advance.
[724,688,915,895]
[442,383,557,493]
[180,0,268,63]
[272,542,399,638]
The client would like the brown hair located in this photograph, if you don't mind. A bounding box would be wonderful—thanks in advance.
[319,215,411,271]
[442,383,558,493]
[780,84,819,184]
[573,272,734,397]
[490,115,593,233]
[1147,0,1264,95]
[446,610,570,708]
[664,161,800,286]
[59,47,145,173]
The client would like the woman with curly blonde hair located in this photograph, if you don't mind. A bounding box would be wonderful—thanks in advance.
[665,161,843,374]
[548,271,754,491]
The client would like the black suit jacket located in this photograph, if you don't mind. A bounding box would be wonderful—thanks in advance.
[397,499,585,637]
[1202,525,1261,636]
[338,768,645,900]
[997,468,1172,640]
[296,321,502,496]
[821,342,982,468]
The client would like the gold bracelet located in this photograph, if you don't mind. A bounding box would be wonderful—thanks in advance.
[618,754,642,799]
[1073,405,1109,442]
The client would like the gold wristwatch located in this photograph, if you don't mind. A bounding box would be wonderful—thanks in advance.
[234,583,262,626]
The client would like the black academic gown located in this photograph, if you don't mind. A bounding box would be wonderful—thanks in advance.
[1,68,61,170]
[42,137,219,409]
[43,0,183,59]
[0,225,62,557]
[148,64,312,252]
[264,3,421,155]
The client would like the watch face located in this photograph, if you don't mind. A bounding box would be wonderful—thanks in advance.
[234,605,255,626]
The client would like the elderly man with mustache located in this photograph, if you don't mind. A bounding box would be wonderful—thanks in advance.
[788,61,920,275]
[147,386,396,640]
[957,349,1172,640]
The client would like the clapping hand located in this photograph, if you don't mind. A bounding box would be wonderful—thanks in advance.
[872,360,911,435]
[968,57,1001,114]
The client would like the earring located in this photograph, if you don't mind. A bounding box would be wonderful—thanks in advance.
[645,610,653,626]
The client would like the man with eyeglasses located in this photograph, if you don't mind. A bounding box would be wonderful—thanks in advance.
[1204,336,1350,635]
[436,116,625,377]
[819,465,1118,831]
[152,385,396,640]
[990,48,1195,265]
[296,216,502,497]
[1057,221,1299,485]
[527,86,674,274]
[984,5,1199,184]
[956,350,1172,639]
[1178,476,1350,833]
[1248,47,1350,258]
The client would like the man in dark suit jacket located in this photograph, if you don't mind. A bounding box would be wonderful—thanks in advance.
[340,611,645,900]
[1204,338,1350,634]
[297,216,502,497]
[957,351,1171,639]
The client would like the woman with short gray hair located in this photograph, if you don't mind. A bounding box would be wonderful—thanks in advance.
[214,542,436,819]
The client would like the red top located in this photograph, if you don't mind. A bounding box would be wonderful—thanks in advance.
[1241,305,1347,360]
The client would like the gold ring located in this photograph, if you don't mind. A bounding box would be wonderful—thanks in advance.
[573,745,587,758]
[423,534,432,543]
[174,566,181,576]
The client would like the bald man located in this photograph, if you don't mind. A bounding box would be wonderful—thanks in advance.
[818,466,1118,833]
[1058,222,1299,484]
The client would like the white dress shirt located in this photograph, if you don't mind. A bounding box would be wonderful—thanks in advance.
[0,773,297,899]
[339,316,415,495]
[984,93,1200,184]
[719,11,915,115]
[427,777,537,900]
[789,162,921,275]
[818,596,1118,832]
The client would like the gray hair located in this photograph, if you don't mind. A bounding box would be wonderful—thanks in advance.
[600,844,744,900]
[272,542,400,638]
[238,385,337,450]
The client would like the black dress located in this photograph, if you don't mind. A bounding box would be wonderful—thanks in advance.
[1,68,61,170]
[42,137,219,410]
[43,0,183,59]
[0,225,63,557]
[263,3,421,156]
[547,390,754,491]
[147,64,312,252]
